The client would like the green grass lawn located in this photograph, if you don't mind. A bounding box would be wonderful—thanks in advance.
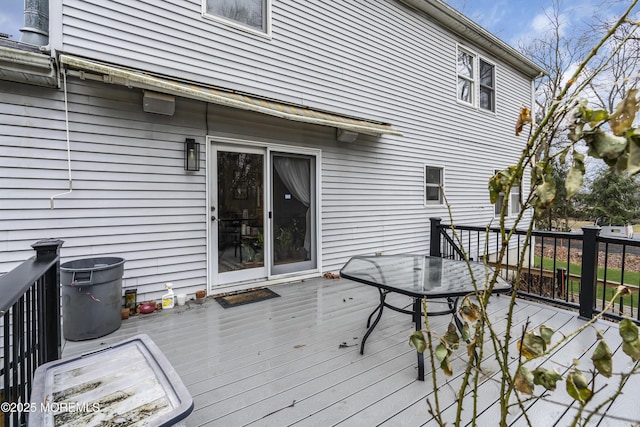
[534,256,639,307]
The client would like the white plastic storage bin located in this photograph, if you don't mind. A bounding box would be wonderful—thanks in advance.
[28,334,193,427]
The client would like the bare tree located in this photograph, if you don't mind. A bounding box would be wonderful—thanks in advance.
[518,0,594,150]
[516,0,640,228]
[585,18,640,112]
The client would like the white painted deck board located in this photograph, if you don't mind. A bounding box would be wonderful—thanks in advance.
[377,301,554,427]
[466,313,599,426]
[61,277,640,426]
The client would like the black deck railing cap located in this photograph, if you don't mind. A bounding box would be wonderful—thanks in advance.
[31,239,64,259]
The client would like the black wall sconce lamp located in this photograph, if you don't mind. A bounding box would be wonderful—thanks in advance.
[184,138,200,171]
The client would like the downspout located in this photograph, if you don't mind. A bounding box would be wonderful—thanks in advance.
[20,0,49,46]
[531,78,536,127]
[50,68,73,208]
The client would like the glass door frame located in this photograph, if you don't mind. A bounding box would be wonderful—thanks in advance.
[207,136,322,289]
[209,142,268,286]
[269,150,317,276]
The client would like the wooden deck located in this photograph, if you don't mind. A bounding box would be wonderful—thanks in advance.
[62,277,640,426]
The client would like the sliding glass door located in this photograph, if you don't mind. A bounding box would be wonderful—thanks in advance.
[211,142,317,285]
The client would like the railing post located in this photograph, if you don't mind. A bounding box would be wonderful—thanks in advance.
[31,239,64,362]
[579,227,600,320]
[429,217,442,257]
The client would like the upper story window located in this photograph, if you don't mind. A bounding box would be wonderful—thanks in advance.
[457,49,475,105]
[479,59,495,112]
[425,165,444,205]
[204,0,271,35]
[457,46,496,112]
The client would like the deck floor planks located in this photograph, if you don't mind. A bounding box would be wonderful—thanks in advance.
[226,349,419,426]
[508,323,618,426]
[468,312,602,426]
[60,277,640,426]
[381,298,561,421]
[297,295,545,426]
[545,323,640,427]
[379,299,560,426]
[319,295,521,426]
[181,297,396,392]
[180,285,419,424]
[190,300,430,424]
[245,307,459,426]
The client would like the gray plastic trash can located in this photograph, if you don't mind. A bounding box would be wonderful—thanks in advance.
[60,257,125,341]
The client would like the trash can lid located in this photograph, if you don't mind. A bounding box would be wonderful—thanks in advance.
[60,257,125,272]
[28,334,193,427]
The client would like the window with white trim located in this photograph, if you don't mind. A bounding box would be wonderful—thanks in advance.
[457,46,496,112]
[457,49,475,105]
[425,166,444,205]
[493,170,520,216]
[479,59,495,112]
[204,0,270,34]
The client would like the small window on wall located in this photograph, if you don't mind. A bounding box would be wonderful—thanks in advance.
[425,166,444,205]
[493,170,520,216]
[204,0,270,35]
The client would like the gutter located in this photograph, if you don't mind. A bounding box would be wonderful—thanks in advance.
[399,0,546,79]
[0,45,56,87]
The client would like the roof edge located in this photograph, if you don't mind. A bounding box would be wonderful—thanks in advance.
[399,0,545,79]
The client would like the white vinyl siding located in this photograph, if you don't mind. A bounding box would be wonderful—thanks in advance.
[0,79,207,300]
[2,0,535,296]
[53,2,486,121]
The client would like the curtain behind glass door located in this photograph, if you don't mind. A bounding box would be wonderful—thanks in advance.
[272,155,312,268]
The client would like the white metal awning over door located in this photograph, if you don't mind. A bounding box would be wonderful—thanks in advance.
[59,54,403,137]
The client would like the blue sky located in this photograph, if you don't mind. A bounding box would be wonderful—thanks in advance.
[0,0,23,41]
[444,0,536,45]
[443,0,634,48]
[0,0,632,46]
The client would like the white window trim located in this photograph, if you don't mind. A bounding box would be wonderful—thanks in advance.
[456,47,475,108]
[202,0,272,39]
[424,164,445,206]
[456,45,497,114]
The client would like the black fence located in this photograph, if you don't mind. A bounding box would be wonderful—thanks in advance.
[0,240,63,427]
[430,218,640,323]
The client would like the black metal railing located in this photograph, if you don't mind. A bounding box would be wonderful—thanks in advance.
[0,240,63,427]
[430,218,640,323]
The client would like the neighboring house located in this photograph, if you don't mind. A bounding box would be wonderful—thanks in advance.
[0,0,543,300]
